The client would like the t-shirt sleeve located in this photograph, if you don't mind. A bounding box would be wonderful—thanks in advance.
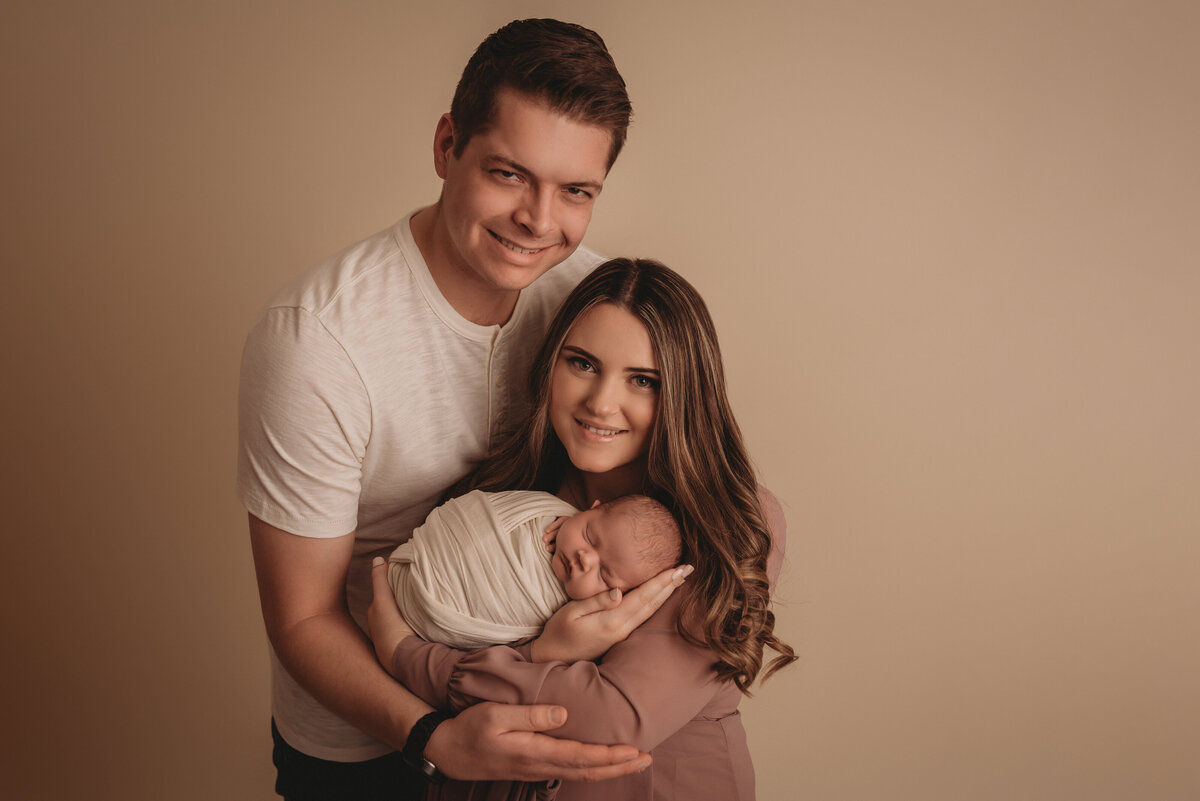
[237,305,371,537]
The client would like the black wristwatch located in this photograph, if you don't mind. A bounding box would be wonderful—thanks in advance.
[402,709,453,784]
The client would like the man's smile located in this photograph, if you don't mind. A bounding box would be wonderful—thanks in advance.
[488,229,545,254]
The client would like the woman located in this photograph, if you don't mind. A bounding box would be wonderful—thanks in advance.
[371,258,795,800]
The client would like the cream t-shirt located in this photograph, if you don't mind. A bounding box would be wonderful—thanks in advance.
[237,212,600,760]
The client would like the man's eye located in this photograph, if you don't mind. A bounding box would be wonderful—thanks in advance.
[565,187,593,200]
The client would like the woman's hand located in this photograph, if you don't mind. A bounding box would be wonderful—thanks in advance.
[530,564,694,663]
[543,516,566,554]
[367,556,417,676]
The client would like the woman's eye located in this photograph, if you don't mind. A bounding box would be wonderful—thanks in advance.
[567,356,596,372]
[632,374,659,390]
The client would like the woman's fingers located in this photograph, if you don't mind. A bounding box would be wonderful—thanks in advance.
[530,565,693,663]
[370,555,390,595]
[543,516,566,547]
[366,556,417,671]
[570,586,624,615]
[605,564,694,635]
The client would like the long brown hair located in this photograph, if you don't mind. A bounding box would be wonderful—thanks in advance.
[457,258,795,692]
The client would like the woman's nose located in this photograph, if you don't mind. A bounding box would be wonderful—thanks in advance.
[585,379,619,416]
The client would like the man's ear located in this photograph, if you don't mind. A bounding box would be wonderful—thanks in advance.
[432,113,456,179]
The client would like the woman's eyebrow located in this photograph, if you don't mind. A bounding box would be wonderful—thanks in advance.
[563,344,600,365]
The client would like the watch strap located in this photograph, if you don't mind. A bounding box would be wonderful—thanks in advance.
[402,709,453,784]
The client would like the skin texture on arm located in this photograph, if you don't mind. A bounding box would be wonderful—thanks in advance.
[251,516,651,782]
[249,515,438,751]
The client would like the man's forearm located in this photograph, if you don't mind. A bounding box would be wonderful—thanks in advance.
[270,610,430,752]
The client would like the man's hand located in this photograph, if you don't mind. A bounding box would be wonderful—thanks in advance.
[367,556,417,674]
[426,702,651,782]
[531,564,694,663]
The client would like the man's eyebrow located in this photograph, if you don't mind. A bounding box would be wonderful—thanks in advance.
[485,155,604,192]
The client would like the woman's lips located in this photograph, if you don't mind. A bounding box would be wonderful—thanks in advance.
[577,419,625,440]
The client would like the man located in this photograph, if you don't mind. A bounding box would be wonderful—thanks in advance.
[238,19,682,799]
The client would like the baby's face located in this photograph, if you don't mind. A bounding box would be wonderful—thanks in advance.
[551,506,655,599]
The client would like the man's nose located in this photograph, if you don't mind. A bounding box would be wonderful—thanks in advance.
[513,188,554,239]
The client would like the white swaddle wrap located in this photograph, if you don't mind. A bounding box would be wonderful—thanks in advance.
[387,490,579,649]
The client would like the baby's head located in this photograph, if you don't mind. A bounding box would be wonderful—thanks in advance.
[551,495,682,599]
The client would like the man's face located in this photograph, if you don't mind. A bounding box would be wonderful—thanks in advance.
[431,88,612,308]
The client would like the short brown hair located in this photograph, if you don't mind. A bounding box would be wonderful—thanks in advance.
[604,495,682,579]
[450,19,632,169]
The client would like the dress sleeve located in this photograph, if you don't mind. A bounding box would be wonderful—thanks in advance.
[390,486,789,752]
[237,306,371,537]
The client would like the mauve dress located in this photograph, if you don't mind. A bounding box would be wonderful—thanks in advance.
[391,487,787,801]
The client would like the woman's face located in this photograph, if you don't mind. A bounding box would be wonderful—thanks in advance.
[549,303,660,480]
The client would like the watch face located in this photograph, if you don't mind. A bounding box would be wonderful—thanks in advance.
[421,758,447,785]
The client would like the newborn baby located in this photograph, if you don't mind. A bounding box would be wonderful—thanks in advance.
[386,490,681,648]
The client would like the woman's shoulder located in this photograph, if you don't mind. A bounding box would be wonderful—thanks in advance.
[755,483,784,522]
[755,483,786,538]
[755,483,787,588]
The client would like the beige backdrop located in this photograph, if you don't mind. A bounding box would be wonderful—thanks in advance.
[2,2,1197,800]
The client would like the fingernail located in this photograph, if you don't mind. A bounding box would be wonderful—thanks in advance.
[549,707,566,725]
[673,565,694,580]
[609,588,621,601]
[373,557,384,567]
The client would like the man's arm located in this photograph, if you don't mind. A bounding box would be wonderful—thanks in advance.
[249,515,430,749]
[249,514,650,782]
